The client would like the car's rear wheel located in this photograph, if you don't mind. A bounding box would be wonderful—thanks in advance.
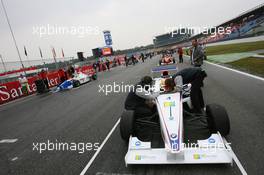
[120,110,135,142]
[206,104,230,136]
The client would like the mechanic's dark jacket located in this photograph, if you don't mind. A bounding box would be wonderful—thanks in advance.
[172,67,207,85]
[124,84,146,110]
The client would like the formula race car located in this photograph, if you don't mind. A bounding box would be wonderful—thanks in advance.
[72,72,93,87]
[151,64,178,78]
[120,67,232,166]
[159,55,176,66]
[54,72,96,92]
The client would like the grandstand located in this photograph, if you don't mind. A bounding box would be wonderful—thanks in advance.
[153,3,264,49]
[153,28,192,47]
[195,3,264,44]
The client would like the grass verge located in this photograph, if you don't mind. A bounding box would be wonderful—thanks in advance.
[206,41,264,55]
[226,57,264,77]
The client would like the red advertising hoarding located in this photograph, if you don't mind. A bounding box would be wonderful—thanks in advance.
[0,65,95,105]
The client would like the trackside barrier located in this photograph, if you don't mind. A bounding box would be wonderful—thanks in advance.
[0,65,94,105]
[0,55,127,105]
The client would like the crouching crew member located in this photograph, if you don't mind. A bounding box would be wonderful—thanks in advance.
[125,76,158,118]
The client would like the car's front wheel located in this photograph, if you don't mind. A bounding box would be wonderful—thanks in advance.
[206,104,230,136]
[120,110,135,142]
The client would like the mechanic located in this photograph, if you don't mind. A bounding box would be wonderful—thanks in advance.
[131,55,136,65]
[161,71,170,78]
[96,61,101,71]
[39,69,49,90]
[124,56,128,67]
[58,68,67,84]
[67,66,75,78]
[105,59,110,71]
[92,62,97,72]
[124,76,158,118]
[141,53,145,63]
[163,78,176,92]
[178,47,183,63]
[161,75,183,93]
[172,67,207,113]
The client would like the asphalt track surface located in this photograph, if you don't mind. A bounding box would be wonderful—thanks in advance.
[0,55,263,175]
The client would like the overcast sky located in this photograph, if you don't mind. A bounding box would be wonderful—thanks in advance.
[0,0,263,61]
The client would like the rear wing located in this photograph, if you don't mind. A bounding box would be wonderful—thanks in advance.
[151,65,177,78]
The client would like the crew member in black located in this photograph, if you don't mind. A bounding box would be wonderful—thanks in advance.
[124,76,157,118]
[131,55,136,65]
[172,67,207,113]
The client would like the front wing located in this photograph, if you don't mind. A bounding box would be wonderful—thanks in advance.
[125,133,233,165]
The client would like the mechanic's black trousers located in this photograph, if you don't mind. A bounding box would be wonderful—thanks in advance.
[179,55,183,63]
[190,78,205,113]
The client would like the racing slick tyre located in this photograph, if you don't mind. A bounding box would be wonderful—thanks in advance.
[92,74,97,80]
[206,104,230,136]
[120,110,135,142]
[73,80,81,88]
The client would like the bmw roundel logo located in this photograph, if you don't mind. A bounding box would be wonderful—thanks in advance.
[208,138,215,143]
[170,133,177,139]
[135,141,141,146]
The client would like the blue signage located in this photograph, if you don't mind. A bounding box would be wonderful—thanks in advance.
[103,30,113,46]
